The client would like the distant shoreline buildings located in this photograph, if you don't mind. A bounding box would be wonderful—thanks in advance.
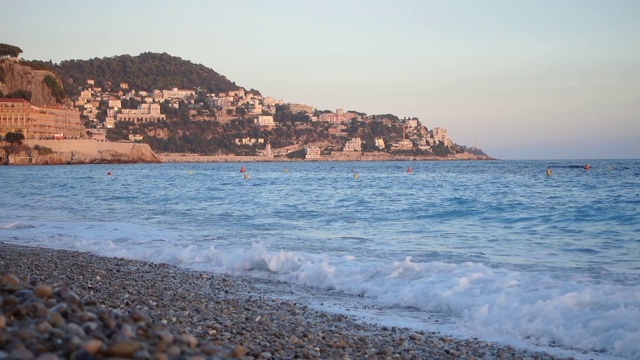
[0,98,85,139]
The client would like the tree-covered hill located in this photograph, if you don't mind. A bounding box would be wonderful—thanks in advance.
[28,52,240,97]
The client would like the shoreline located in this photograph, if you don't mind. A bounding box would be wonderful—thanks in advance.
[0,242,572,359]
[157,152,496,163]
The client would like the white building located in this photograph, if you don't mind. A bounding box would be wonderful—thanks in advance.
[108,98,122,109]
[256,115,275,126]
[432,127,452,146]
[117,103,166,123]
[344,137,362,152]
[305,146,321,159]
[162,88,196,100]
[404,117,419,128]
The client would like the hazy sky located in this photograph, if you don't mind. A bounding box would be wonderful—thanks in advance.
[3,0,639,159]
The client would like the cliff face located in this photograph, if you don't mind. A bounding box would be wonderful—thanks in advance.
[0,59,66,106]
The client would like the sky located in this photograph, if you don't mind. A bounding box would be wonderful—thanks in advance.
[3,0,639,159]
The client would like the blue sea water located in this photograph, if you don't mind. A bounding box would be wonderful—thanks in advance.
[1,160,639,359]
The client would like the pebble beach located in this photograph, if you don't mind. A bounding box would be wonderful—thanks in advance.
[0,243,575,359]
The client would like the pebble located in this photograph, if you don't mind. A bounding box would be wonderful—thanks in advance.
[34,284,52,299]
[0,242,577,360]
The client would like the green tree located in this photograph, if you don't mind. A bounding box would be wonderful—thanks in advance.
[5,132,25,145]
[0,43,22,58]
[44,75,66,103]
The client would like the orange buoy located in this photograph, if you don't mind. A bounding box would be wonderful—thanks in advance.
[407,166,412,173]
[240,166,246,173]
[584,164,590,170]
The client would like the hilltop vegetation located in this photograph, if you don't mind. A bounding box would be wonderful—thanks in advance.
[27,52,241,97]
[0,43,22,58]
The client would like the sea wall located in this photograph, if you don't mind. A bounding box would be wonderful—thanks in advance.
[13,139,161,165]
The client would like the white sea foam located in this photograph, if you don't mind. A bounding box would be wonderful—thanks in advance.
[27,236,636,359]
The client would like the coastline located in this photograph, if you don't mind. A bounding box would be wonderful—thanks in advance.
[157,152,496,163]
[0,242,570,359]
[1,139,495,165]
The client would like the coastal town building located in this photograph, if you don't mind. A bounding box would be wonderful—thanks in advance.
[108,98,122,108]
[162,88,195,101]
[213,97,233,108]
[413,137,429,150]
[0,98,30,137]
[87,129,107,141]
[374,138,385,149]
[319,109,360,124]
[28,105,85,139]
[287,103,314,114]
[344,137,362,152]
[305,146,321,159]
[432,127,452,146]
[392,139,413,150]
[403,117,419,128]
[116,103,166,123]
[227,89,245,98]
[1,98,85,139]
[256,115,275,127]
[78,90,92,102]
[262,97,283,106]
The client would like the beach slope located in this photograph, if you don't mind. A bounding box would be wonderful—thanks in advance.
[0,243,570,359]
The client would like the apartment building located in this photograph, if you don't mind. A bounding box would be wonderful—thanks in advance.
[28,105,85,139]
[162,87,195,100]
[116,103,166,123]
[344,137,362,152]
[256,115,275,126]
[305,146,321,159]
[432,127,452,146]
[0,98,30,137]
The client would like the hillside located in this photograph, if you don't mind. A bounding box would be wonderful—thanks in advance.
[1,42,490,160]
[28,52,241,97]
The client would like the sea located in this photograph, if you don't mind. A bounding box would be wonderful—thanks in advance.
[1,159,639,359]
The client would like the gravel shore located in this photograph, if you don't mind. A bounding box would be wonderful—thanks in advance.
[0,243,574,359]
